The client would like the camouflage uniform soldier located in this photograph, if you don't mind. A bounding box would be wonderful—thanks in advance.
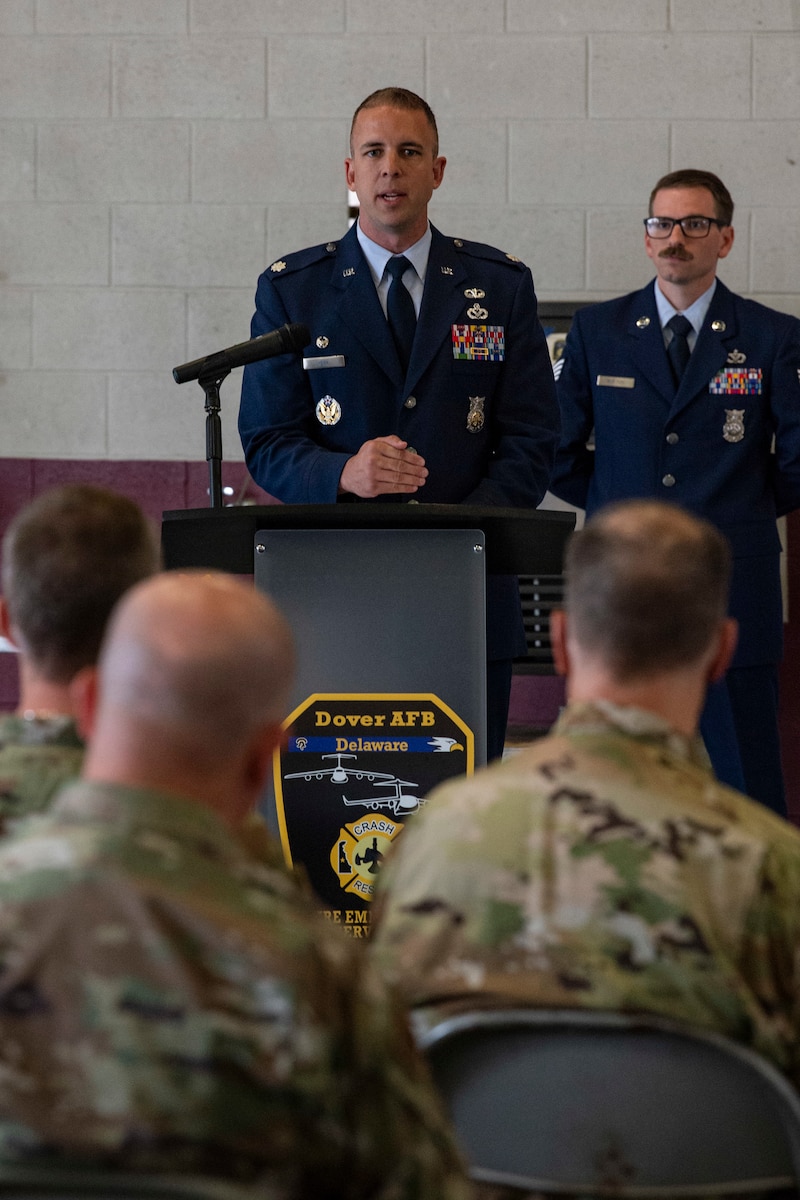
[371,501,800,1088]
[0,484,160,818]
[0,572,467,1200]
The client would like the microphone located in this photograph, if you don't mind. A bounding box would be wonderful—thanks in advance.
[173,322,310,384]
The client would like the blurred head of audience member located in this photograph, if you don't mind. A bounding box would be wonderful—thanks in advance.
[0,484,160,816]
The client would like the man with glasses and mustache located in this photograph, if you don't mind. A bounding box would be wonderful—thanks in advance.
[550,169,800,818]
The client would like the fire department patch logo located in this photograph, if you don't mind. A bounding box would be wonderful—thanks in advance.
[331,816,403,901]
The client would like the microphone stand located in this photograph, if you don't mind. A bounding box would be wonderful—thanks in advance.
[196,360,231,510]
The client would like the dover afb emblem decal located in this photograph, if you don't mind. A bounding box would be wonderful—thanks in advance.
[273,693,474,934]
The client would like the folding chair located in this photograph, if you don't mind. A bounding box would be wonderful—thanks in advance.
[419,1007,800,1196]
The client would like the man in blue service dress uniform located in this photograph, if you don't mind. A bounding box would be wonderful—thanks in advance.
[550,169,800,815]
[239,87,560,760]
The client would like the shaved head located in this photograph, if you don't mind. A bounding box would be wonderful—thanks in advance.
[85,573,295,815]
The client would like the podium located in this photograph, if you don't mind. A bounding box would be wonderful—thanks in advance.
[162,503,574,925]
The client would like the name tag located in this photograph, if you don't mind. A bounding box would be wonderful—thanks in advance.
[597,375,635,389]
[303,355,345,371]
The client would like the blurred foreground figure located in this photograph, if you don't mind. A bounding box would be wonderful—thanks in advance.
[0,484,160,817]
[372,501,800,1086]
[0,572,467,1199]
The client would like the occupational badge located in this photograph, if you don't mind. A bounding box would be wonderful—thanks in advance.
[316,395,341,426]
[342,267,355,277]
[467,302,489,320]
[464,287,486,299]
[467,396,485,433]
[270,260,287,273]
[723,409,745,443]
[726,348,746,364]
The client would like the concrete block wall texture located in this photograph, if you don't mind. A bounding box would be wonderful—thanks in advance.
[0,0,799,463]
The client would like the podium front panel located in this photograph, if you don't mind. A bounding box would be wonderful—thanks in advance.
[254,527,486,927]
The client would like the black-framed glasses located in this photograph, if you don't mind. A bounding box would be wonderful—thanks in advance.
[644,216,727,239]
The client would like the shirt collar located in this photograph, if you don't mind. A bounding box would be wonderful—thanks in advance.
[654,278,717,337]
[554,698,713,772]
[356,221,432,287]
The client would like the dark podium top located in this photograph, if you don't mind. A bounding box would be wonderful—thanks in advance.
[161,503,575,576]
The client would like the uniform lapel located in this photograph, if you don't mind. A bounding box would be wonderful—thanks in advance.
[670,281,739,417]
[331,226,405,385]
[405,227,468,393]
[624,285,675,401]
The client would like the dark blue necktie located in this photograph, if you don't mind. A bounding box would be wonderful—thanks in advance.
[386,255,416,372]
[667,314,693,386]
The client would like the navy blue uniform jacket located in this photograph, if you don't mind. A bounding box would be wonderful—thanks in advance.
[550,280,800,667]
[239,223,561,660]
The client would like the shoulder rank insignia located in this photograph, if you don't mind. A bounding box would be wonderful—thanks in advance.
[505,252,521,262]
[270,260,287,273]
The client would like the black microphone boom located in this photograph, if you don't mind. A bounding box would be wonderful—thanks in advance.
[173,322,310,384]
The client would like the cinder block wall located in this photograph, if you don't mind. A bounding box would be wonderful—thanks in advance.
[1,0,799,464]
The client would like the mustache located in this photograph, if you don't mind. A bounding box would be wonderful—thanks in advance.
[658,246,692,260]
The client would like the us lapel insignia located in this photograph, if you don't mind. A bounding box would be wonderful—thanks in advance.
[467,396,485,433]
[723,409,745,443]
[441,266,454,275]
[316,395,342,426]
[726,348,746,364]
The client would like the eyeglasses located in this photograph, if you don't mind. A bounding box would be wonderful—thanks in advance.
[644,216,727,239]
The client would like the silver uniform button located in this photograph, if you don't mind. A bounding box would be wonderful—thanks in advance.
[662,473,676,487]
[666,432,679,445]
[404,395,417,409]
